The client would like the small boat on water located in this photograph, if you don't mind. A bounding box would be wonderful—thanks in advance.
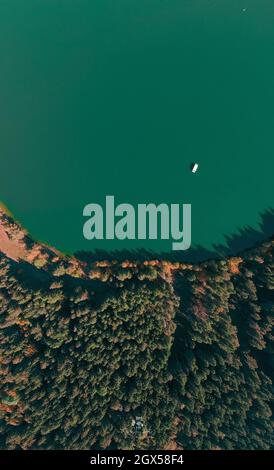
[191,163,199,173]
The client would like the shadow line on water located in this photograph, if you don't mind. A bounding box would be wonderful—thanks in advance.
[75,208,274,263]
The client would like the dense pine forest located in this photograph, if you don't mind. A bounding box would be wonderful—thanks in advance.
[0,210,273,450]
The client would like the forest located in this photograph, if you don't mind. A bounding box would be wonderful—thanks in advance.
[0,210,273,449]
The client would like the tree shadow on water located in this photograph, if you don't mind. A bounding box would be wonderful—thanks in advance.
[213,207,274,257]
[76,208,274,264]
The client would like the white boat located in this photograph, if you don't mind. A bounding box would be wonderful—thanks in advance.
[191,163,199,173]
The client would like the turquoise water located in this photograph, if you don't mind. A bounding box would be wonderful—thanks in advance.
[0,0,274,255]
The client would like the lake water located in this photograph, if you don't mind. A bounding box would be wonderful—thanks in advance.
[0,0,274,257]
